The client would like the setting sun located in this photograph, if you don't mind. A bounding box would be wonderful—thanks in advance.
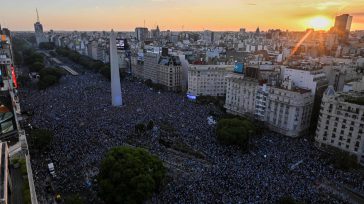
[307,16,332,30]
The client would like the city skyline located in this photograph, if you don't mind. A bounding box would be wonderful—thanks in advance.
[2,0,364,31]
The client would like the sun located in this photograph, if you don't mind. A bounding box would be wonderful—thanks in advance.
[307,16,332,30]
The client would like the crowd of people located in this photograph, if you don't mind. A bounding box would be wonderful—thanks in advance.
[19,71,364,203]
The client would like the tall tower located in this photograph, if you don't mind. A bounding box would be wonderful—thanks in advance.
[34,8,47,46]
[110,29,123,107]
[334,14,353,41]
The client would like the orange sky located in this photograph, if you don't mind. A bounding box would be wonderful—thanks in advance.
[2,0,364,31]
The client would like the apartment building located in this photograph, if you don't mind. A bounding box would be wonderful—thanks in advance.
[315,82,364,165]
[158,55,182,91]
[283,66,327,95]
[143,52,160,83]
[187,64,233,97]
[143,53,182,91]
[225,73,259,117]
[266,78,314,137]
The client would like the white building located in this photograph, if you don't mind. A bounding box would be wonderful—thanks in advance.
[225,71,314,137]
[315,85,364,165]
[266,79,314,137]
[255,84,269,121]
[283,66,327,95]
[188,64,233,97]
[225,73,259,117]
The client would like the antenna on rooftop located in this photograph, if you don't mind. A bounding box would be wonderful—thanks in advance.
[144,20,146,28]
[36,8,40,22]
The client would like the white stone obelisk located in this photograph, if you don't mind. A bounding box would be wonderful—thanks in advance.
[110,29,123,106]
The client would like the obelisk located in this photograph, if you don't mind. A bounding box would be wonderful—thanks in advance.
[110,29,122,106]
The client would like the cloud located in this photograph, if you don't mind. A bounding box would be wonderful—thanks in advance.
[300,0,348,11]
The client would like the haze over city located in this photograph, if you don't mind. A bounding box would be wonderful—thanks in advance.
[0,0,364,204]
[3,0,364,31]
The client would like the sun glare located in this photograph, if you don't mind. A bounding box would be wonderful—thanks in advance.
[307,16,332,30]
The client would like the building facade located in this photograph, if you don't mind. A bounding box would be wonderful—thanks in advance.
[187,64,233,97]
[135,27,149,42]
[315,85,364,165]
[283,66,327,96]
[266,79,314,137]
[225,73,259,117]
[142,53,182,91]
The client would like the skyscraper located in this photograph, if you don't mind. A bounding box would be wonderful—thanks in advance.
[135,27,149,42]
[34,9,47,46]
[333,14,353,41]
[110,30,123,107]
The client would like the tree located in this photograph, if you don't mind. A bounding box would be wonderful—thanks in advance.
[38,74,58,90]
[147,120,154,131]
[39,42,55,50]
[64,194,85,204]
[39,68,64,79]
[333,150,359,170]
[38,68,64,89]
[135,123,146,135]
[279,196,298,204]
[91,61,104,72]
[29,62,44,72]
[24,52,43,65]
[98,147,165,204]
[216,118,256,151]
[145,79,153,87]
[99,65,111,80]
[70,52,81,63]
[31,129,53,150]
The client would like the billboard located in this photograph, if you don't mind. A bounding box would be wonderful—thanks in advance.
[187,94,197,100]
[11,66,18,88]
[234,63,244,74]
[116,39,126,50]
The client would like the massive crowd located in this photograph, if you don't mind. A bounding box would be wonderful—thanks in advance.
[19,71,364,203]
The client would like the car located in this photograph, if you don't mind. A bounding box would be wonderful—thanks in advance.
[48,162,56,178]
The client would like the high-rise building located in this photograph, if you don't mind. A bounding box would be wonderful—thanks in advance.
[333,14,353,41]
[135,27,149,42]
[34,9,48,46]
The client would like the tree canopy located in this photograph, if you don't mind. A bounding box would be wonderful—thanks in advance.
[98,146,166,204]
[64,194,85,204]
[333,150,359,170]
[38,67,64,90]
[29,61,44,72]
[31,129,54,150]
[217,117,256,150]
